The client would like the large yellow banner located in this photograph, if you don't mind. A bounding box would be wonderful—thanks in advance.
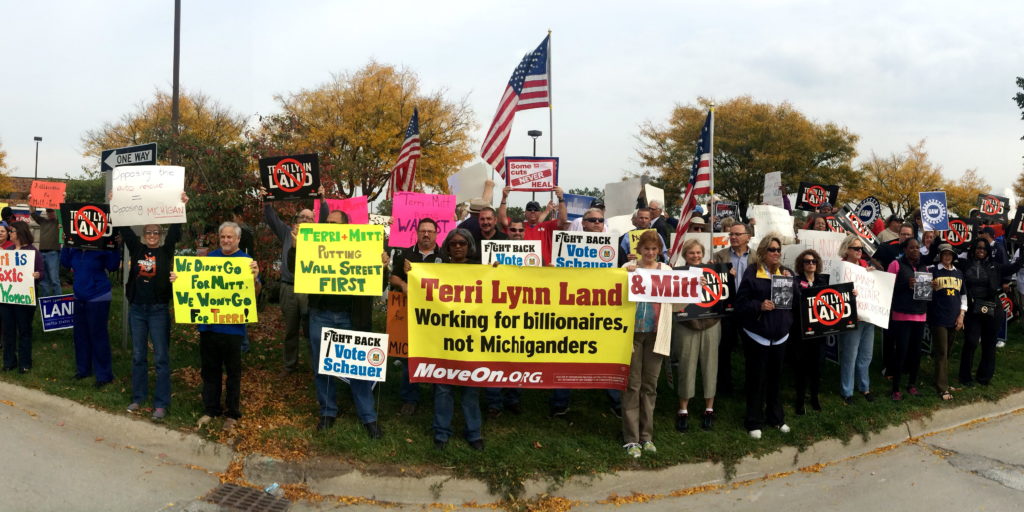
[294,223,384,296]
[407,264,634,389]
[172,256,258,324]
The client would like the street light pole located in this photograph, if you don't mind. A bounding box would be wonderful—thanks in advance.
[528,130,542,202]
[33,136,42,179]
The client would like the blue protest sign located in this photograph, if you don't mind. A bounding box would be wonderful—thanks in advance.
[39,294,75,332]
[856,196,882,224]
[563,193,597,220]
[919,191,949,231]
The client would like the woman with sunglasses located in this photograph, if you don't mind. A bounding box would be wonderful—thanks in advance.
[119,192,188,420]
[791,249,827,415]
[432,229,485,450]
[736,233,797,439]
[0,222,42,374]
[836,235,880,404]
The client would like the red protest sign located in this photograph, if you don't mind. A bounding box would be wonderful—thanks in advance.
[29,180,66,210]
[504,157,559,191]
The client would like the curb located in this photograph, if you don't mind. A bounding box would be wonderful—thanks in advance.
[0,381,234,473]
[5,379,1024,505]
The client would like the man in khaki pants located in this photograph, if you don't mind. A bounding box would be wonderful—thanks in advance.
[262,196,313,374]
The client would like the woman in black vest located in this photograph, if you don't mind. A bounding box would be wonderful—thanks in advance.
[791,249,828,415]
[959,238,1022,387]
[927,243,964,400]
[885,238,928,401]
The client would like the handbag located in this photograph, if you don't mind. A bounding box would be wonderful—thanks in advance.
[970,299,997,317]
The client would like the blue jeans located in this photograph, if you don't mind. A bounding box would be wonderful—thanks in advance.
[399,360,421,404]
[309,308,377,423]
[839,322,875,397]
[130,303,171,409]
[433,384,482,442]
[40,251,61,297]
[73,299,113,383]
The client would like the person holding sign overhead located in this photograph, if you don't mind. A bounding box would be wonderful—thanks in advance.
[28,196,64,297]
[171,222,260,432]
[120,192,188,421]
[1,222,42,373]
[60,233,121,387]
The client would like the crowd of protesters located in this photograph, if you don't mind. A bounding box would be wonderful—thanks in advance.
[2,187,1022,459]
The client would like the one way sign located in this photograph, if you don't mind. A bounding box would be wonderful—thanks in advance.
[100,142,158,172]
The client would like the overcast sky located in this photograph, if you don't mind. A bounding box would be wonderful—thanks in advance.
[2,0,1021,199]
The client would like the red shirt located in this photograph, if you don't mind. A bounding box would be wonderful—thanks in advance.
[524,219,560,265]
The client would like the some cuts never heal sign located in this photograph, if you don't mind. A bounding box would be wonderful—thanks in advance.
[505,157,558,191]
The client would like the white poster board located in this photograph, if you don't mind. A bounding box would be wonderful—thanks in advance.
[838,261,894,329]
[763,172,784,208]
[481,240,542,267]
[795,229,847,282]
[0,250,36,305]
[681,232,730,263]
[447,162,492,205]
[748,204,795,244]
[604,178,644,218]
[110,165,186,226]
[627,268,703,303]
[644,184,665,209]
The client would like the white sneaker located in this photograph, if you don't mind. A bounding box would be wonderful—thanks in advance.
[624,443,642,458]
[642,441,657,453]
[778,424,791,434]
[996,341,1006,348]
[748,429,762,439]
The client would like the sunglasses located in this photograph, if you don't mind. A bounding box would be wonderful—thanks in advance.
[144,231,161,236]
[448,240,468,247]
[849,246,863,252]
[766,247,781,253]
[508,228,525,233]
[802,259,817,265]
[584,218,605,223]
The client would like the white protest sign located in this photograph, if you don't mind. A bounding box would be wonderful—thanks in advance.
[318,327,388,382]
[748,204,795,244]
[110,165,186,226]
[627,268,703,303]
[796,229,847,282]
[644,184,665,209]
[604,178,644,217]
[0,250,36,305]
[447,162,492,205]
[763,172,784,208]
[838,261,894,329]
[551,231,618,268]
[481,240,542,267]
[606,214,634,239]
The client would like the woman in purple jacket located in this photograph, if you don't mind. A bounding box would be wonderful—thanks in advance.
[1,221,43,373]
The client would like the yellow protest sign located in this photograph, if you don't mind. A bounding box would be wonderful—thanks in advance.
[407,264,635,390]
[172,256,258,324]
[294,223,384,296]
[628,229,655,256]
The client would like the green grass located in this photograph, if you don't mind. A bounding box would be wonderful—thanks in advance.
[4,292,1024,499]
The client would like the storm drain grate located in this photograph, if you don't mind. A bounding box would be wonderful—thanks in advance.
[204,483,289,512]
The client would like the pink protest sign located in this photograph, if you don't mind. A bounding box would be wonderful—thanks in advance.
[313,196,369,224]
[389,192,456,248]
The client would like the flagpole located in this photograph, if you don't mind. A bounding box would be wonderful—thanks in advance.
[547,29,554,203]
[708,104,715,256]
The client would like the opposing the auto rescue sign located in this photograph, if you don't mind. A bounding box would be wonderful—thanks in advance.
[100,143,158,172]
[258,153,321,201]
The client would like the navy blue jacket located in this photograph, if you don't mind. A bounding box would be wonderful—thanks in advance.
[60,247,121,301]
[736,264,798,341]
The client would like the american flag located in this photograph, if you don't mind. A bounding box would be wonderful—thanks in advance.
[480,35,550,178]
[388,108,421,199]
[668,110,714,262]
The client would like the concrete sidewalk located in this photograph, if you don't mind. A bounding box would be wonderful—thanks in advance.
[4,379,1024,507]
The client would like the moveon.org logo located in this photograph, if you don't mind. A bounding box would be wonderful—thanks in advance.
[413,363,543,384]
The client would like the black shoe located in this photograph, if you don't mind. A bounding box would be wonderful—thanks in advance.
[675,412,689,432]
[487,408,502,419]
[468,439,485,451]
[978,380,991,386]
[94,380,112,389]
[960,380,976,388]
[549,405,569,417]
[18,367,30,374]
[434,439,448,450]
[842,395,853,405]
[316,416,336,431]
[701,410,714,431]
[505,403,522,415]
[810,396,821,411]
[795,403,805,415]
[72,373,91,380]
[610,405,622,419]
[862,392,875,403]
[363,421,382,439]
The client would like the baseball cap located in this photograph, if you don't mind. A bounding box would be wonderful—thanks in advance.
[525,201,542,212]
[590,198,606,210]
[937,243,955,255]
